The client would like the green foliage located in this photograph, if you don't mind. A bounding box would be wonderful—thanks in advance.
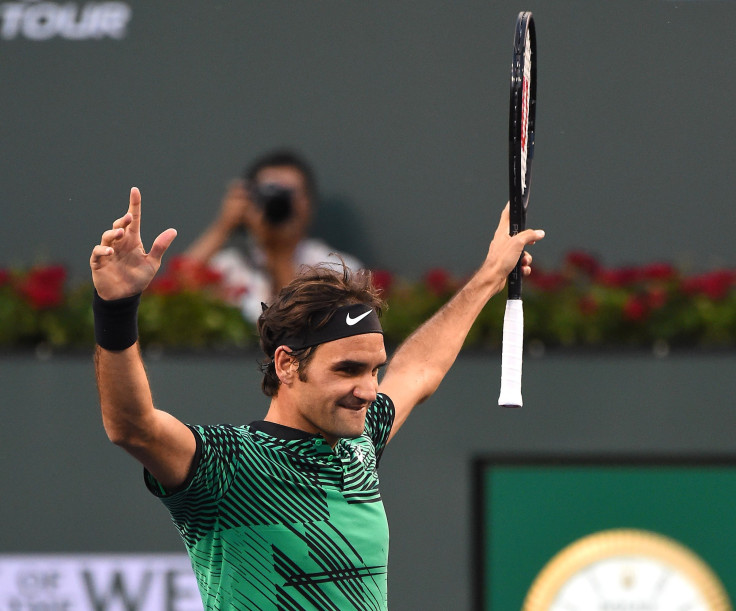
[3,252,736,351]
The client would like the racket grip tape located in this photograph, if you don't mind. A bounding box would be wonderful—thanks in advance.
[498,299,524,408]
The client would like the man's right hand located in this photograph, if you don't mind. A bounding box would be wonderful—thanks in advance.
[90,187,177,300]
[216,180,252,234]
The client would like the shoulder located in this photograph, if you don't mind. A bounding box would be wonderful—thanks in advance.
[372,393,395,416]
[363,394,395,451]
[189,423,254,454]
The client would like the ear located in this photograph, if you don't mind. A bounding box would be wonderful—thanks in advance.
[273,346,298,385]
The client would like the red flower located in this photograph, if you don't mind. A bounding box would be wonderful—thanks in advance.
[0,269,10,287]
[681,270,736,300]
[641,263,675,281]
[149,256,224,295]
[166,255,223,288]
[18,265,67,309]
[528,269,567,292]
[148,276,180,296]
[167,256,189,273]
[595,267,641,287]
[565,251,600,276]
[424,268,454,297]
[371,269,394,296]
[623,295,648,321]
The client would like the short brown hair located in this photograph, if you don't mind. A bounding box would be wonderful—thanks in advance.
[257,262,386,396]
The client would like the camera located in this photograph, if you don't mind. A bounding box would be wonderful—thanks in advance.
[250,182,293,225]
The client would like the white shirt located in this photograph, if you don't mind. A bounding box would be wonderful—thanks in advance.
[210,239,363,322]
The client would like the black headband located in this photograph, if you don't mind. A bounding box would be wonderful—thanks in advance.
[277,303,383,353]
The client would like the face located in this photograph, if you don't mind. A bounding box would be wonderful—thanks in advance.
[254,165,312,234]
[283,333,387,446]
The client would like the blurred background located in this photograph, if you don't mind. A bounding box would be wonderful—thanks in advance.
[2,1,736,609]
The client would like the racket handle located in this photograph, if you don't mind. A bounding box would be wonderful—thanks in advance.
[498,299,524,408]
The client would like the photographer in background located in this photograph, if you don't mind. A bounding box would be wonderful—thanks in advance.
[185,149,362,322]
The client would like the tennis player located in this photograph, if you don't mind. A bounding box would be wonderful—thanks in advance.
[90,187,544,610]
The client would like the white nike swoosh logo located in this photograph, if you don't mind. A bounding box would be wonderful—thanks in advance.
[346,310,372,326]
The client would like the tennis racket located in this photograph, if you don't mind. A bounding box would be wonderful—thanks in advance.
[498,11,537,408]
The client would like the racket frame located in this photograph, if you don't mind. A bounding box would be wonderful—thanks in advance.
[507,11,537,298]
[499,11,537,408]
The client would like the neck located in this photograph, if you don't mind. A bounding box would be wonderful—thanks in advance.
[263,397,339,447]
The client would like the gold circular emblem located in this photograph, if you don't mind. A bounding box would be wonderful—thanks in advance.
[523,528,732,610]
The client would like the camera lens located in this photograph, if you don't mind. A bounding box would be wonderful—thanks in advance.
[254,183,293,225]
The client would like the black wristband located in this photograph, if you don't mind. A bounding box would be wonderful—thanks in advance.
[93,289,141,351]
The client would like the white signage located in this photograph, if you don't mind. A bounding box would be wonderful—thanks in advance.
[0,1,132,41]
[0,554,202,610]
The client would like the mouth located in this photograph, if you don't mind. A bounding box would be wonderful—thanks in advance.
[339,402,368,412]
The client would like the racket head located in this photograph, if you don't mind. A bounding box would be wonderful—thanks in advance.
[507,11,537,298]
[499,12,537,409]
[509,11,537,225]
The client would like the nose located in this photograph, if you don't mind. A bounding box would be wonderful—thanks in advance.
[354,374,378,404]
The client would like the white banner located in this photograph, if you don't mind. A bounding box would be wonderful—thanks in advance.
[0,554,201,610]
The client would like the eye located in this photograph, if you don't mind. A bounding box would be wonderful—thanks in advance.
[334,363,361,376]
[334,360,386,377]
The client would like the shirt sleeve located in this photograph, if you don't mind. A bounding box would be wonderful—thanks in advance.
[144,424,238,503]
[363,393,395,464]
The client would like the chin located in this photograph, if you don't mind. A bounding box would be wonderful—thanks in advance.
[335,410,367,439]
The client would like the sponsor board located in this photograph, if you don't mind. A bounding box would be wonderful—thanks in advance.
[0,554,201,610]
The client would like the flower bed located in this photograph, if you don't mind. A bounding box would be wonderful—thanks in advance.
[3,252,735,351]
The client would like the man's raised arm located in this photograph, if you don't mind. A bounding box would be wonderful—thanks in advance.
[91,187,195,489]
[378,204,545,440]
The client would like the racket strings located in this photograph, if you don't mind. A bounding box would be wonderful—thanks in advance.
[520,29,532,194]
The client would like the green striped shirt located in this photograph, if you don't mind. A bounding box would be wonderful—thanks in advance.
[145,393,395,610]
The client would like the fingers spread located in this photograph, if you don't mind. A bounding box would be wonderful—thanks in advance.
[148,228,178,263]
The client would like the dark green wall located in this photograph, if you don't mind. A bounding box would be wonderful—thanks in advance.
[3,352,735,609]
[2,1,736,282]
